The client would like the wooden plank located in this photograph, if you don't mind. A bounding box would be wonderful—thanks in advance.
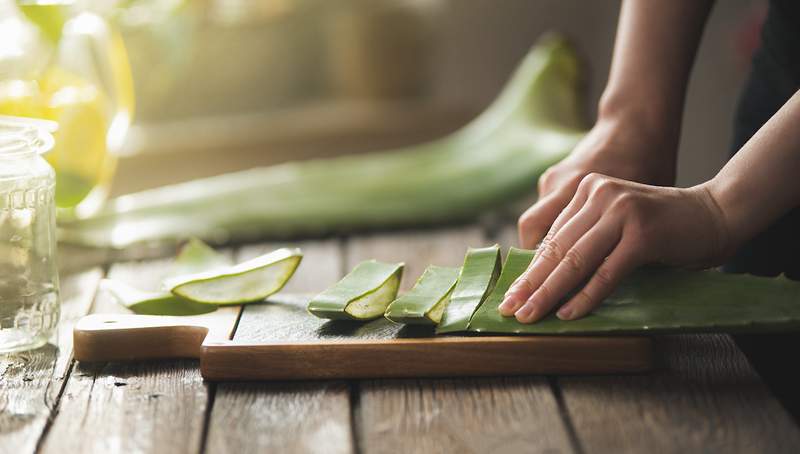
[39,257,217,454]
[206,240,355,454]
[0,269,102,454]
[558,335,800,453]
[346,227,576,453]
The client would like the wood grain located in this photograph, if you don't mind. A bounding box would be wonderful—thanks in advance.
[206,240,355,454]
[346,227,576,453]
[0,269,102,454]
[39,258,216,454]
[558,335,800,453]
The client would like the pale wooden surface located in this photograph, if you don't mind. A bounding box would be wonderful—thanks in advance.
[2,224,799,454]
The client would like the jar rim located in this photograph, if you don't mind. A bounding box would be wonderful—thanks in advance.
[0,116,58,159]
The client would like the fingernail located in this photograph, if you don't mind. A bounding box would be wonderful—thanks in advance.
[515,303,534,322]
[498,298,515,314]
[557,306,573,320]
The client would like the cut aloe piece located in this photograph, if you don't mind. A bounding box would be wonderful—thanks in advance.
[468,247,535,330]
[384,265,460,325]
[437,245,502,333]
[60,35,585,248]
[103,280,217,316]
[169,237,232,278]
[468,251,800,335]
[308,260,404,321]
[165,248,303,305]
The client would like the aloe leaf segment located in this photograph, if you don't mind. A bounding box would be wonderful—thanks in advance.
[308,260,404,321]
[436,245,502,333]
[385,265,460,325]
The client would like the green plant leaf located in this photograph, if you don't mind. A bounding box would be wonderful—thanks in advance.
[165,247,303,305]
[469,249,800,335]
[384,265,460,325]
[102,279,217,316]
[308,260,404,321]
[437,245,501,333]
[59,34,586,248]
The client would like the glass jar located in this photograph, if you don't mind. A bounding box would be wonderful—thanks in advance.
[0,115,59,353]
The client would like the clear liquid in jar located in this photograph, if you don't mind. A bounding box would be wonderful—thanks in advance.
[0,175,59,353]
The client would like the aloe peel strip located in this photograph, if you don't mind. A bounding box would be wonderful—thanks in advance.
[384,265,460,325]
[104,238,232,315]
[468,249,800,335]
[308,260,404,321]
[60,34,585,248]
[165,247,303,305]
[436,245,502,334]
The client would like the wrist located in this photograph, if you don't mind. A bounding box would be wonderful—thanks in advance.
[691,180,738,263]
[597,90,682,149]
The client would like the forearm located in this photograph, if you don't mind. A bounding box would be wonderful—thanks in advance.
[599,0,715,145]
[704,90,800,253]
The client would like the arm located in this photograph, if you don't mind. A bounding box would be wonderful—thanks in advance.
[518,0,715,249]
[501,90,800,323]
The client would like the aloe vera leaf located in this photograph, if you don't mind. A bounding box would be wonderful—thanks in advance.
[467,247,535,329]
[102,279,217,316]
[308,260,404,321]
[468,251,800,335]
[59,34,586,249]
[165,247,303,305]
[168,237,232,278]
[384,265,460,325]
[436,245,502,333]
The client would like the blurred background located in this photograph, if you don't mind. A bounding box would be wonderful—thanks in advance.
[2,0,764,202]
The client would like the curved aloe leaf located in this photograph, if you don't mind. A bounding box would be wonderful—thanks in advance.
[165,247,303,305]
[469,249,800,335]
[102,279,217,316]
[384,265,460,325]
[437,245,501,333]
[308,260,404,321]
[59,34,586,248]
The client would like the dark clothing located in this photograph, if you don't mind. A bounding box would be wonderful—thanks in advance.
[725,0,800,424]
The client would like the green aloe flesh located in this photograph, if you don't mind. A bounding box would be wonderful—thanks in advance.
[104,239,231,315]
[468,249,800,335]
[59,34,585,249]
[308,260,404,321]
[103,280,217,316]
[165,247,303,305]
[436,245,502,333]
[384,265,461,325]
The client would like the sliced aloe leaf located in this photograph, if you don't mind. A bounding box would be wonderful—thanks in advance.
[384,265,460,325]
[308,260,404,321]
[468,247,535,329]
[169,237,232,278]
[436,245,502,333]
[165,248,303,305]
[469,253,800,335]
[102,279,216,316]
[60,34,586,248]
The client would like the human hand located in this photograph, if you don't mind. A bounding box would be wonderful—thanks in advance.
[500,174,732,323]
[518,118,677,249]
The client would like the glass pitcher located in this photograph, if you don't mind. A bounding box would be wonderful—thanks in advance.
[0,0,134,218]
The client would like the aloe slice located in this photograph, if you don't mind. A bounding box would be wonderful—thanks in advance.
[436,245,502,333]
[59,34,585,248]
[308,260,404,321]
[104,238,229,314]
[165,248,303,305]
[468,250,800,335]
[103,279,216,316]
[384,265,460,325]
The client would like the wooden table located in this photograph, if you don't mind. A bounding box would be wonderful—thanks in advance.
[3,223,800,453]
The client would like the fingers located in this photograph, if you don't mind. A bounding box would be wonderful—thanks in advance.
[513,220,621,323]
[555,240,640,321]
[499,204,601,316]
[518,173,584,249]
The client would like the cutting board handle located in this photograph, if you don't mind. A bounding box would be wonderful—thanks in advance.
[74,314,210,362]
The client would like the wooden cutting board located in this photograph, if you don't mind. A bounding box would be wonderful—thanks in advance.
[73,294,653,381]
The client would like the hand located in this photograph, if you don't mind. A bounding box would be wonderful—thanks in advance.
[500,174,732,323]
[518,118,677,249]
